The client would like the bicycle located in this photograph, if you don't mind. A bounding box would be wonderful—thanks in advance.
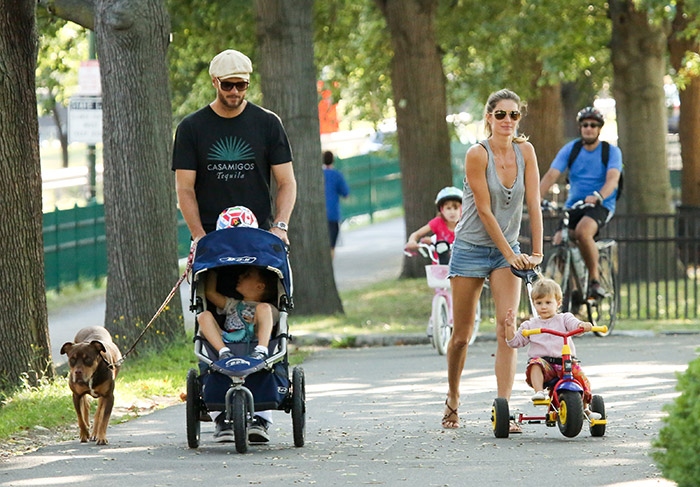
[541,200,618,336]
[405,241,480,355]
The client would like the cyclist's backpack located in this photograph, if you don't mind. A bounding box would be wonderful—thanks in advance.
[567,139,623,200]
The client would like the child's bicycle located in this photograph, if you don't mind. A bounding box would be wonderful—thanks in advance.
[491,267,607,439]
[405,240,479,355]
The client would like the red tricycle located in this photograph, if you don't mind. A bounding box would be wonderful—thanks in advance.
[491,268,608,439]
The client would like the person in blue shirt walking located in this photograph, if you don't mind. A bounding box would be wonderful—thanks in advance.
[540,106,623,299]
[323,151,350,259]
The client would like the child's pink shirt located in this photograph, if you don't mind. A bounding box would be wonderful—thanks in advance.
[506,312,583,357]
[428,216,455,244]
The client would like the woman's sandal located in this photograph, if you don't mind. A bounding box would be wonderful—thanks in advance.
[442,399,460,429]
[509,420,523,434]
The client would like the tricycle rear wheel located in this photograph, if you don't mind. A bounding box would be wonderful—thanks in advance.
[492,397,510,438]
[589,394,606,437]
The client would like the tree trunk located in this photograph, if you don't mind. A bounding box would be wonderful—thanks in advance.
[0,0,54,391]
[518,81,564,175]
[669,2,700,207]
[52,104,69,168]
[94,0,184,351]
[376,0,453,279]
[609,0,672,215]
[255,0,343,315]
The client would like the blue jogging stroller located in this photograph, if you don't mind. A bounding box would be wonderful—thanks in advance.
[185,226,306,453]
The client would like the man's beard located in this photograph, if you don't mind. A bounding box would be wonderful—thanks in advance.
[581,135,598,146]
[219,91,244,110]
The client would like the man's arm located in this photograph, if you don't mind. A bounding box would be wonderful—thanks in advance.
[270,162,297,244]
[540,167,561,200]
[175,169,206,242]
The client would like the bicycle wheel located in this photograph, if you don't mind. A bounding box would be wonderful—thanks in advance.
[432,295,451,356]
[470,300,480,346]
[590,251,617,336]
[544,249,571,312]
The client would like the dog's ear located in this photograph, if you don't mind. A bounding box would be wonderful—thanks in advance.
[60,342,74,355]
[90,340,107,353]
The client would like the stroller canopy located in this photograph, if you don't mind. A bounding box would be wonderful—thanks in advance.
[193,227,292,297]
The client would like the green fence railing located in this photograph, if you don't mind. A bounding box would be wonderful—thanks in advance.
[335,141,470,220]
[43,202,191,291]
[43,143,470,290]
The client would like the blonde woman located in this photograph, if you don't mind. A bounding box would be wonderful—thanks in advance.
[442,89,543,433]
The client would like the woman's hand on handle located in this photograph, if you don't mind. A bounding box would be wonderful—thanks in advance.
[508,252,533,270]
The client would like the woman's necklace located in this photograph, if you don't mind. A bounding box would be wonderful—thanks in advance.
[492,146,511,170]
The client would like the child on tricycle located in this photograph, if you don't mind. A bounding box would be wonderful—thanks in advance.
[493,276,606,438]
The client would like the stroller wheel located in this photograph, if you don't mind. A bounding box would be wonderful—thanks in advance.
[185,368,201,448]
[232,391,249,453]
[292,366,306,447]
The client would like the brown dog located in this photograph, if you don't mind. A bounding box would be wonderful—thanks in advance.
[61,326,122,445]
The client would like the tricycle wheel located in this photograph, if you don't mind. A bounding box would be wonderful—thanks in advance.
[589,394,606,437]
[557,391,584,438]
[185,368,201,448]
[491,397,510,438]
[292,366,306,447]
[232,391,249,453]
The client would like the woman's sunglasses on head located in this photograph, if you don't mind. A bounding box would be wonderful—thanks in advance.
[580,122,601,128]
[218,79,249,92]
[492,110,521,121]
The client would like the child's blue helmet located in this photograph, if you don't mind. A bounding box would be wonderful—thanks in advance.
[435,186,463,209]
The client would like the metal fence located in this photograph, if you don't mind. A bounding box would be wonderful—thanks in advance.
[480,208,700,321]
[43,202,191,291]
[336,141,470,220]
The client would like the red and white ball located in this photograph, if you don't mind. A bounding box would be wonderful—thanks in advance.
[216,206,258,230]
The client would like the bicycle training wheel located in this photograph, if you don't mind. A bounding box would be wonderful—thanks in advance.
[589,251,617,336]
[432,295,451,356]
[544,249,571,312]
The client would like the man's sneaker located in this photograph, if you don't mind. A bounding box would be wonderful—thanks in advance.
[249,349,268,361]
[248,417,270,443]
[531,390,547,401]
[588,280,608,299]
[214,415,234,443]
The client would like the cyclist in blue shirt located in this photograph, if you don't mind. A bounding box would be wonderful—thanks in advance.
[323,151,350,259]
[540,107,622,299]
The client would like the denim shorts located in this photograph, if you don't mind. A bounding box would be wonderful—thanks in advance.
[448,239,520,279]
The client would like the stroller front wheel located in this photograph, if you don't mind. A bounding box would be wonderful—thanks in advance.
[232,391,249,453]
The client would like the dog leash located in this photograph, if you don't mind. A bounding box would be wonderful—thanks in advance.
[114,244,196,367]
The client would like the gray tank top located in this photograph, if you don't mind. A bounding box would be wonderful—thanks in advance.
[454,139,526,247]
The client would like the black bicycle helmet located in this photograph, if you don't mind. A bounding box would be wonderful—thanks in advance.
[576,106,604,126]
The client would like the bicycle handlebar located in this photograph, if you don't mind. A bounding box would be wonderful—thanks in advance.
[522,325,608,337]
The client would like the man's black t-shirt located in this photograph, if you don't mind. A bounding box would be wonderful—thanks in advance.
[172,102,293,232]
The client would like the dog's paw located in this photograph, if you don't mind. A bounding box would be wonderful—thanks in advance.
[95,438,108,445]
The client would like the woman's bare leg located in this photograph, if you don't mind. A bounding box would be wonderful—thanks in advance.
[488,267,522,400]
[444,276,484,427]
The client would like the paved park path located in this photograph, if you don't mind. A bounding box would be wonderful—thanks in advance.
[2,333,696,486]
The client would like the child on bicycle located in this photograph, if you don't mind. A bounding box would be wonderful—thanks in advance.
[504,277,600,418]
[404,186,463,260]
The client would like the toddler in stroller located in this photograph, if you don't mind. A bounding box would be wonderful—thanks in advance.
[185,226,306,453]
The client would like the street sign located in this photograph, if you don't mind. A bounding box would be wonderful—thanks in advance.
[68,96,103,144]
